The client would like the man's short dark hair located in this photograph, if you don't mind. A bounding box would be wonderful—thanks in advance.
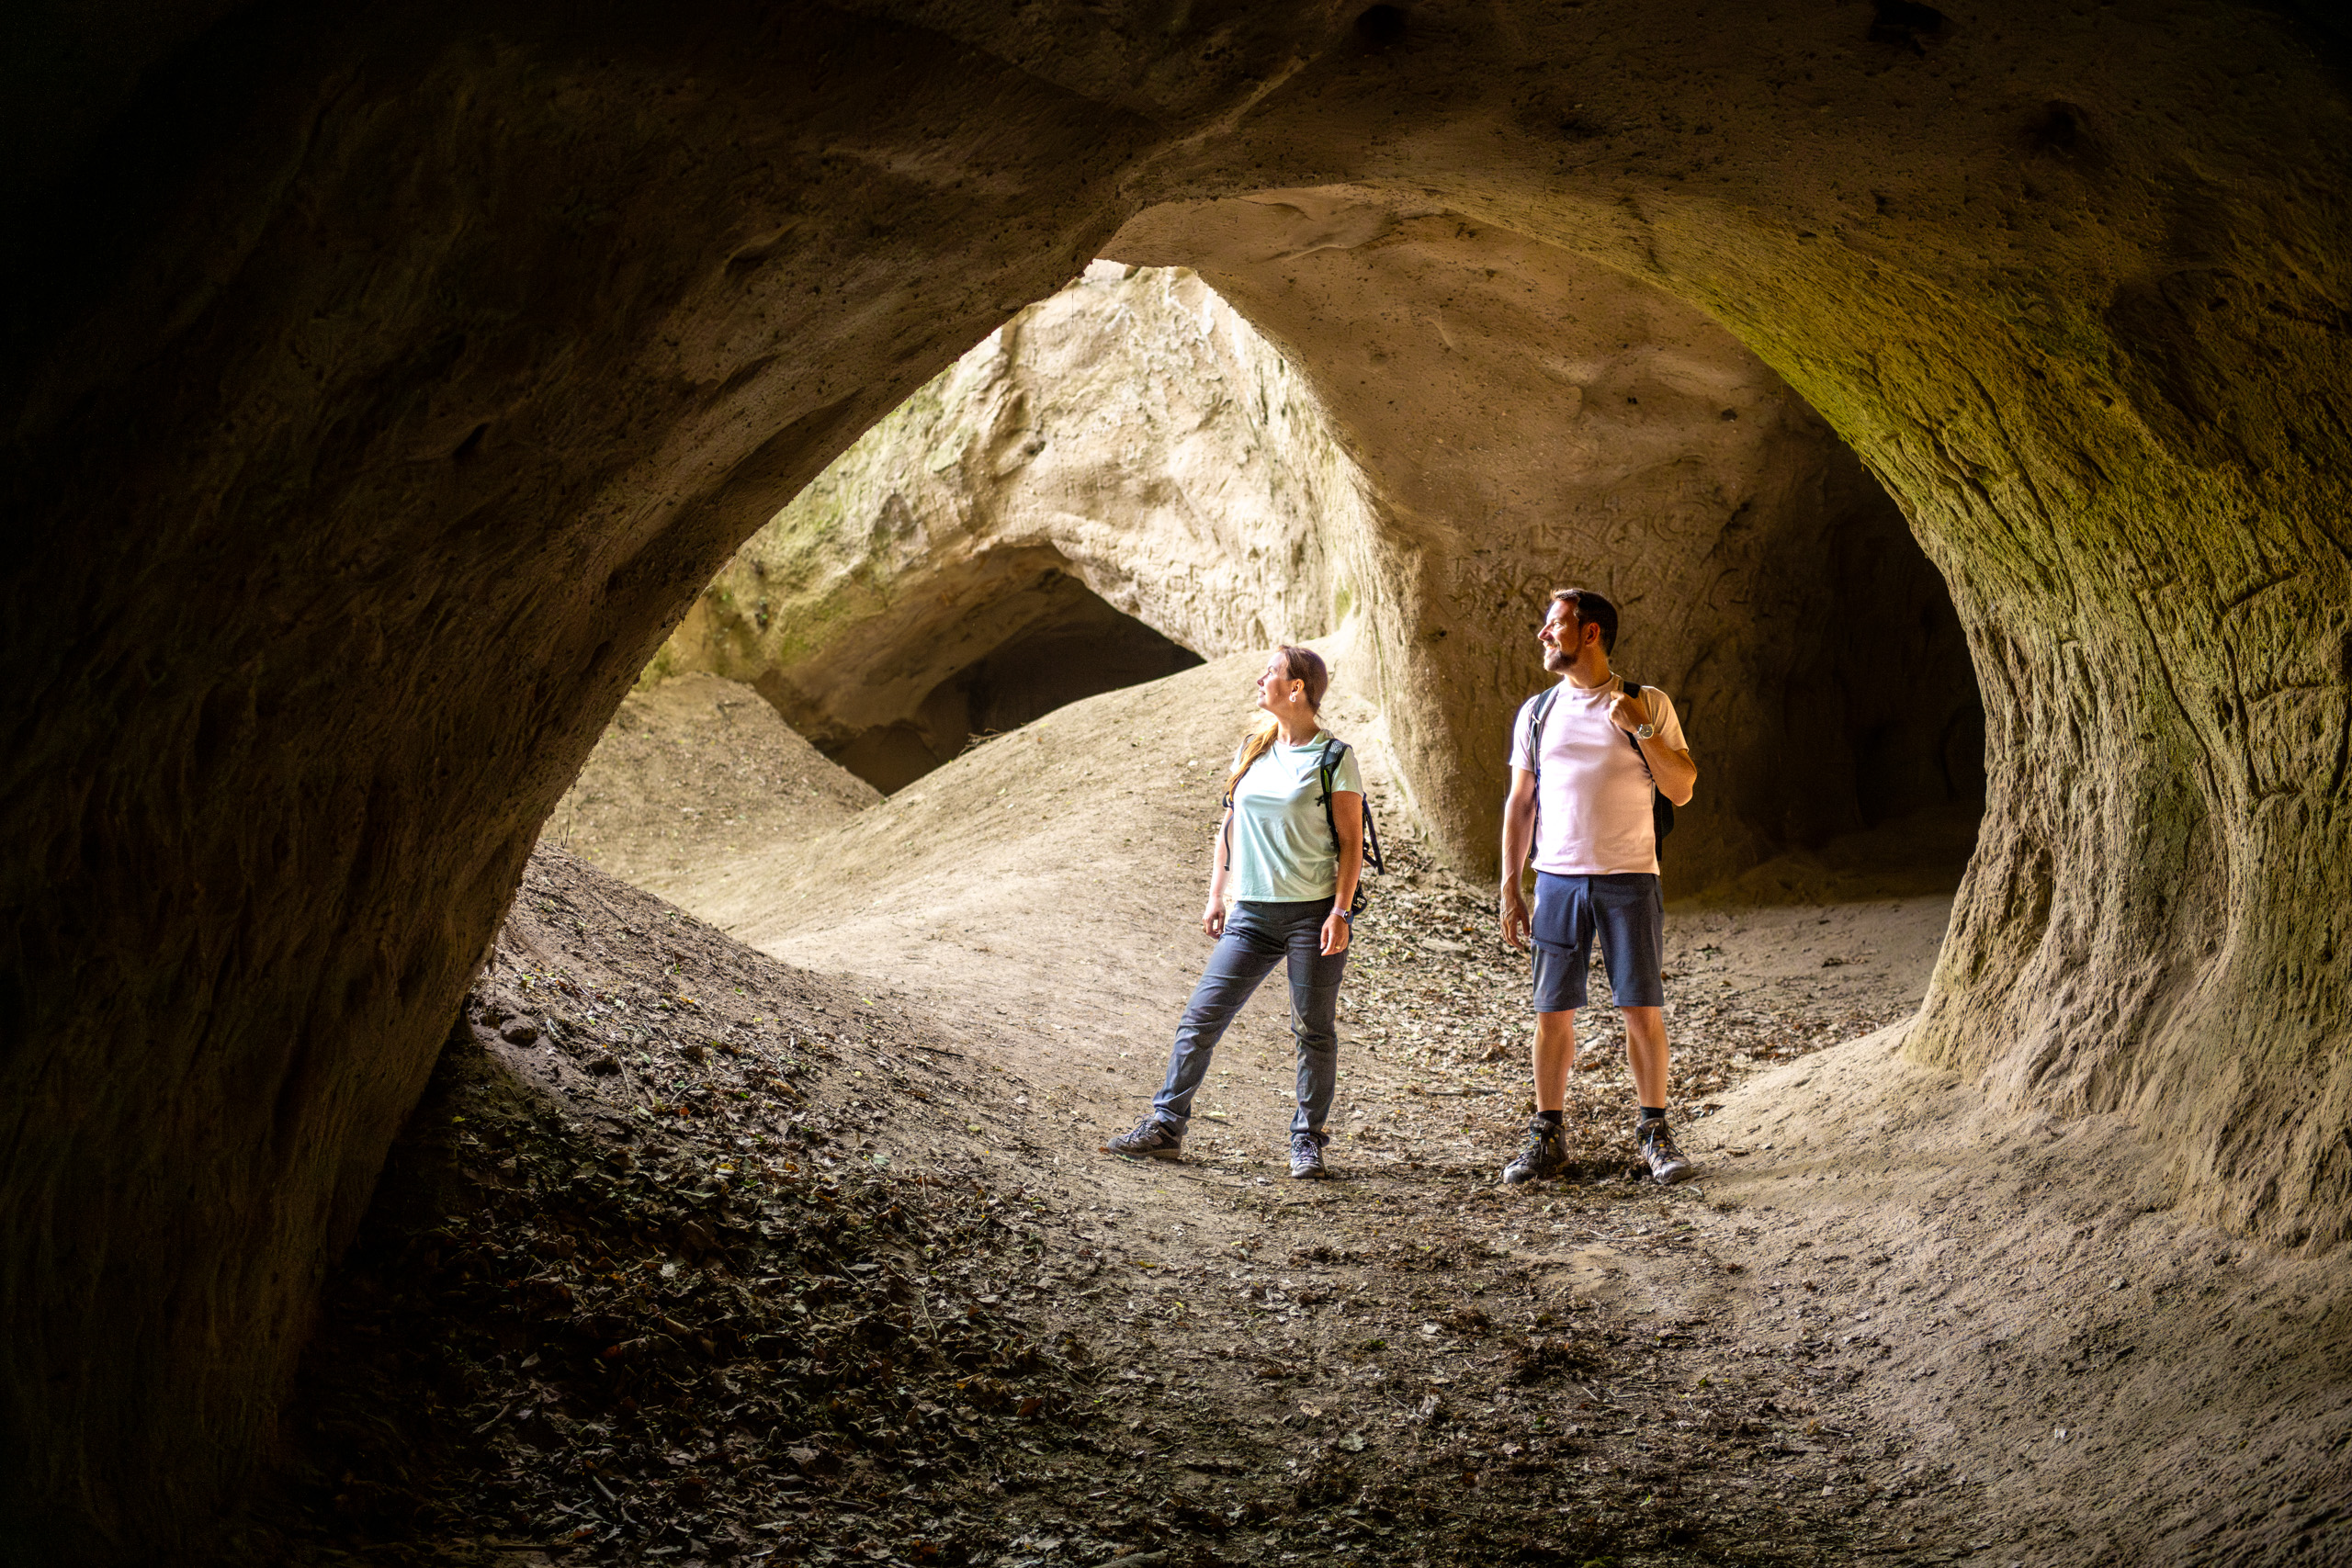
[1551,587,1619,654]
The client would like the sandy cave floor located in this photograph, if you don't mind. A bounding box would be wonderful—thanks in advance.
[245,660,2352,1568]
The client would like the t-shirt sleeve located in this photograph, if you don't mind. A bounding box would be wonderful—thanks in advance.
[1507,696,1539,772]
[1646,688,1690,753]
[1332,742,1365,797]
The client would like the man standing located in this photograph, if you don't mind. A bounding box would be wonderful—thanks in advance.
[1497,589,1700,1186]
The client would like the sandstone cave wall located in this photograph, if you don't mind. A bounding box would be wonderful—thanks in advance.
[5,1,2347,1557]
[1108,197,1984,892]
[659,243,1979,882]
[650,263,1377,784]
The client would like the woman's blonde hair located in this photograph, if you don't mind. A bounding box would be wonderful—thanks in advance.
[1223,645,1330,801]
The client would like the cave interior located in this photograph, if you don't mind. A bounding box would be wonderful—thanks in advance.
[3,0,2347,1559]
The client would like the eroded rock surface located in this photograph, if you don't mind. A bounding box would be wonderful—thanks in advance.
[652,264,1370,787]
[1109,197,1984,890]
[660,244,1979,879]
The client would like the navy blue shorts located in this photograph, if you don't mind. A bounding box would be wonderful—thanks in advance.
[1529,872,1666,1013]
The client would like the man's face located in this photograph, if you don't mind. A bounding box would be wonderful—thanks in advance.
[1538,602,1586,671]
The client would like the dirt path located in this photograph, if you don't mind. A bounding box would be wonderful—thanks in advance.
[644,649,2352,1566]
[261,842,1977,1568]
[266,653,2352,1567]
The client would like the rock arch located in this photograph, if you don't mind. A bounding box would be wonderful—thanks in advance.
[650,263,1366,791]
[4,0,2346,1554]
[1105,195,1985,890]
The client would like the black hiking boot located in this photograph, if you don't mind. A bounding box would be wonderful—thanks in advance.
[1639,1121,1694,1185]
[1502,1116,1569,1185]
[1289,1131,1330,1179]
[1102,1117,1183,1161]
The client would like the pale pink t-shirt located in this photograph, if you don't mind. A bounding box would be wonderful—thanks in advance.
[1508,674,1689,876]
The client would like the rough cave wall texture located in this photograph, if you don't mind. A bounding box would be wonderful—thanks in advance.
[1106,198,1983,887]
[3,0,2346,1555]
[654,247,1977,869]
[649,263,1374,787]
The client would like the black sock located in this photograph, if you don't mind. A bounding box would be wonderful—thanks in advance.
[1639,1107,1666,1129]
[1536,1109,1563,1127]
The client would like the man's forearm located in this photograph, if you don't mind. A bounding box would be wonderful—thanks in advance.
[1636,739,1698,807]
[1498,801,1534,892]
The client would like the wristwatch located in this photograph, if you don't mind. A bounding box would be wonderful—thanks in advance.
[1333,908,1354,924]
[1634,720,1657,741]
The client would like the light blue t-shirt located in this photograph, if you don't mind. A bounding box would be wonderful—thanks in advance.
[1225,730,1366,903]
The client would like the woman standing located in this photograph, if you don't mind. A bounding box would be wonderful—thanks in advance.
[1103,646,1365,1179]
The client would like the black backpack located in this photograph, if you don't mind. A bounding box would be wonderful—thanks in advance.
[1523,682,1675,849]
[1314,737,1385,917]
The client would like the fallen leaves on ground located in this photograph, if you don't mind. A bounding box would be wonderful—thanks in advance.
[226,844,1973,1567]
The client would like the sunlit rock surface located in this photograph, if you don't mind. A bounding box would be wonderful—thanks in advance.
[650,264,1374,787]
[1110,197,1982,888]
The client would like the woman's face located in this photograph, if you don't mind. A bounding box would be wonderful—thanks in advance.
[1256,656,1304,714]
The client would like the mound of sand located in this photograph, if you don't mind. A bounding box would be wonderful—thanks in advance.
[545,673,880,897]
[663,643,1399,1043]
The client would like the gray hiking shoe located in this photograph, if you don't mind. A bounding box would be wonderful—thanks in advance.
[1102,1117,1183,1161]
[1502,1116,1570,1185]
[1289,1131,1330,1179]
[1639,1121,1694,1185]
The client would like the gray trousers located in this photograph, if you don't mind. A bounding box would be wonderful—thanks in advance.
[1151,899,1347,1138]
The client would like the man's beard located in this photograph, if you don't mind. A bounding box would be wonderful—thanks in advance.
[1542,647,1572,671]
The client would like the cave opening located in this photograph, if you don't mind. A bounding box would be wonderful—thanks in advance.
[817,566,1204,794]
[637,248,1988,886]
[11,3,2350,1557]
[1778,474,1989,888]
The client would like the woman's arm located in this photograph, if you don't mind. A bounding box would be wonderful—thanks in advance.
[1204,805,1234,937]
[1322,790,1363,956]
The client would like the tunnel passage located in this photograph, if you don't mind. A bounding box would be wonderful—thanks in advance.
[658,250,1984,879]
[5,1,2347,1557]
[804,565,1203,793]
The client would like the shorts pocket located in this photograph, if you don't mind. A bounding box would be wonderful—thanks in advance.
[1531,875,1584,952]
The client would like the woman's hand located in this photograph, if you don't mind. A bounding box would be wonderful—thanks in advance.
[1203,901,1227,938]
[1320,909,1352,956]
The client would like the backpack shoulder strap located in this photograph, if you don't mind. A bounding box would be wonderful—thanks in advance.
[1619,678,1677,848]
[1619,679,1655,773]
[1314,737,1385,884]
[1525,687,1561,772]
[1315,736,1347,799]
[1316,736,1347,841]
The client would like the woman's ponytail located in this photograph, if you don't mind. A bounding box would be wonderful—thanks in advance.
[1224,715,1281,803]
